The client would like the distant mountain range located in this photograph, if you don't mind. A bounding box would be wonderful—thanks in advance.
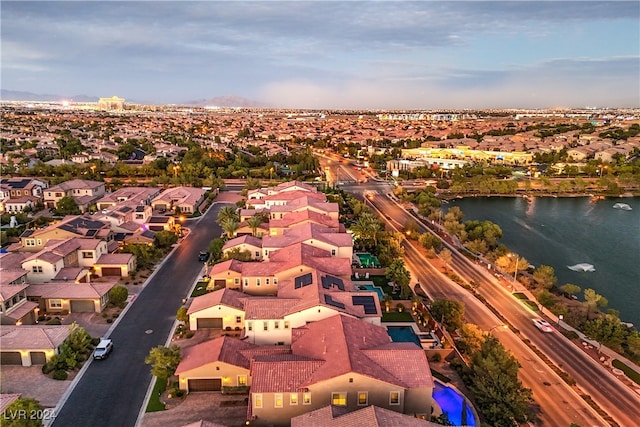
[1,89,266,108]
[183,95,268,108]
[1,89,98,103]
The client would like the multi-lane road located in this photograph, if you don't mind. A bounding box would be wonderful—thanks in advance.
[51,204,226,427]
[357,181,640,427]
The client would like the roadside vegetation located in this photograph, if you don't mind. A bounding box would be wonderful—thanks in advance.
[42,323,96,381]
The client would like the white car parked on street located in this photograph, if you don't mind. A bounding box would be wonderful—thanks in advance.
[532,318,553,333]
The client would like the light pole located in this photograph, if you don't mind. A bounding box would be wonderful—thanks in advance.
[508,253,519,283]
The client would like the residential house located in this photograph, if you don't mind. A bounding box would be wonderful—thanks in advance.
[268,210,341,237]
[247,314,434,426]
[175,336,257,393]
[43,179,106,212]
[21,239,82,284]
[0,269,38,326]
[26,280,116,313]
[93,253,136,277]
[248,190,326,211]
[187,288,246,331]
[0,325,71,366]
[95,187,160,211]
[0,177,48,213]
[236,220,270,238]
[151,186,206,215]
[261,222,353,261]
[145,215,176,232]
[269,197,339,222]
[222,236,263,261]
[18,216,113,252]
[247,181,318,204]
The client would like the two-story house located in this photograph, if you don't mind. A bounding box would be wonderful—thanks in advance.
[43,179,106,212]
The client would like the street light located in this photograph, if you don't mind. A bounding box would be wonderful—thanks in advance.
[508,253,519,283]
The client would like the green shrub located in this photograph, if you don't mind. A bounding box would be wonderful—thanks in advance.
[431,353,442,362]
[109,285,128,305]
[107,318,113,323]
[112,313,119,319]
[53,370,68,380]
[612,359,640,385]
[46,318,62,325]
[185,331,195,339]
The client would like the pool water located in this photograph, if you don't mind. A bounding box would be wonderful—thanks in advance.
[359,284,384,300]
[433,381,476,426]
[387,326,421,347]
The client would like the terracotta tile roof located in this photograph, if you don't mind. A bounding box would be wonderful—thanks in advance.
[0,269,28,288]
[0,252,29,270]
[52,267,87,281]
[0,394,22,414]
[209,259,243,276]
[269,209,338,229]
[272,181,318,193]
[263,222,352,249]
[26,282,115,299]
[96,253,134,264]
[187,288,246,315]
[48,179,103,191]
[363,345,434,388]
[0,325,70,350]
[2,300,38,321]
[73,238,103,250]
[263,190,326,203]
[243,298,300,319]
[291,405,441,427]
[249,358,324,393]
[175,336,257,374]
[222,235,262,252]
[269,197,338,215]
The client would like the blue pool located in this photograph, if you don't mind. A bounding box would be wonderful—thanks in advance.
[387,326,421,347]
[359,284,384,300]
[433,381,476,426]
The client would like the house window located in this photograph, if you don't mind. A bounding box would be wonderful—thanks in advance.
[238,375,247,386]
[255,251,259,257]
[243,278,249,287]
[358,392,368,406]
[32,266,43,273]
[36,239,42,246]
[263,321,268,331]
[256,278,261,287]
[247,322,253,331]
[290,393,298,405]
[49,299,62,309]
[389,391,400,405]
[26,239,36,247]
[273,277,278,285]
[331,392,347,406]
[284,321,290,329]
[331,249,336,256]
[274,393,283,408]
[82,251,93,259]
[265,278,270,285]
[274,321,279,329]
[236,316,242,323]
[254,394,263,408]
[303,393,311,405]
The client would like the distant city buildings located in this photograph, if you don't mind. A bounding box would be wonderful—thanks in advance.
[97,96,125,111]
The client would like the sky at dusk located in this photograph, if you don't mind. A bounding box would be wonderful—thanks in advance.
[2,1,639,109]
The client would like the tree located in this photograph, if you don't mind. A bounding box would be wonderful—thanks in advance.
[385,259,411,299]
[438,248,452,271]
[3,397,44,427]
[533,265,557,290]
[145,345,181,383]
[403,219,419,239]
[217,206,239,225]
[469,335,534,427]
[55,196,81,215]
[176,306,189,325]
[154,230,178,248]
[245,215,264,237]
[108,285,128,305]
[626,330,640,355]
[349,212,381,250]
[208,237,225,263]
[583,315,628,352]
[430,299,464,331]
[457,323,485,355]
[560,283,581,298]
[584,288,608,319]
[221,218,239,239]
[66,322,92,354]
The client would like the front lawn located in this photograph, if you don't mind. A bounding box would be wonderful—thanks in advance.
[146,378,167,412]
[191,282,210,298]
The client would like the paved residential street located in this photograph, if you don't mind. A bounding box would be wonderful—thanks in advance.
[51,202,228,427]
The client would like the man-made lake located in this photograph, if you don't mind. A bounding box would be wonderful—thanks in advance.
[446,196,640,326]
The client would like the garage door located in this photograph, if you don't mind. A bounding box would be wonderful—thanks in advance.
[101,267,123,276]
[188,378,221,392]
[213,279,226,288]
[70,300,95,313]
[197,318,223,329]
[1,351,23,365]
[30,351,47,365]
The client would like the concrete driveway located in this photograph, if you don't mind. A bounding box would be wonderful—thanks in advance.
[141,393,247,427]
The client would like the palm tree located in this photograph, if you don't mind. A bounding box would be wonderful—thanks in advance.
[217,206,239,226]
[246,215,264,237]
[221,218,239,239]
[350,213,381,250]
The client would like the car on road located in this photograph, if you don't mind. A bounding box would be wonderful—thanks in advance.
[93,339,113,359]
[198,251,210,262]
[532,318,553,333]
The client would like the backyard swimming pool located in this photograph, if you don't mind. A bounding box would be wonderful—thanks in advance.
[356,252,382,268]
[433,381,476,426]
[386,325,421,347]
[358,284,384,300]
